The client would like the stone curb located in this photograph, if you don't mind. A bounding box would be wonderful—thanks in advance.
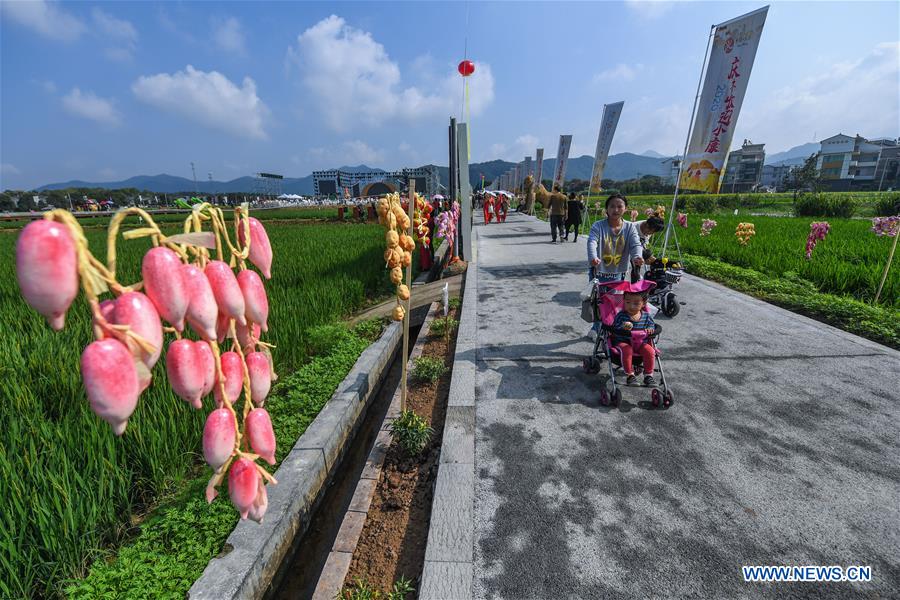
[312,302,441,600]
[188,320,403,600]
[420,228,477,600]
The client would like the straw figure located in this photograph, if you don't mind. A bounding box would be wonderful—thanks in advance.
[523,175,536,215]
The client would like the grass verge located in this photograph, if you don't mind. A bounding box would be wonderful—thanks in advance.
[64,319,385,600]
[684,253,900,349]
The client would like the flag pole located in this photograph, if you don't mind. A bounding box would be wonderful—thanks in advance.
[662,24,716,258]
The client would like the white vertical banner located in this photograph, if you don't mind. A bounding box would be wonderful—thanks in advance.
[552,135,573,192]
[589,101,625,194]
[534,148,544,188]
[679,6,769,193]
[524,156,533,181]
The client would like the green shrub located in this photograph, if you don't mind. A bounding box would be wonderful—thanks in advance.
[412,356,448,383]
[716,194,742,209]
[340,576,414,600]
[793,192,857,218]
[306,323,351,357]
[874,193,900,216]
[430,316,459,342]
[689,196,717,213]
[449,296,462,310]
[390,410,433,456]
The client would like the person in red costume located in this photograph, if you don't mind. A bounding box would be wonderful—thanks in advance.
[483,194,494,224]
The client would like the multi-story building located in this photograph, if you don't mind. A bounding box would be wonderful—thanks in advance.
[760,163,797,191]
[313,165,439,197]
[661,157,681,185]
[873,145,900,191]
[721,140,766,192]
[816,134,899,191]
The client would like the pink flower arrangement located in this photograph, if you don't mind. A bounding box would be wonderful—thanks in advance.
[805,221,830,260]
[700,219,717,236]
[872,216,899,237]
[677,213,688,228]
[644,207,655,217]
[629,209,639,221]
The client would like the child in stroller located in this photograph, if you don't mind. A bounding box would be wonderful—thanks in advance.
[582,279,675,408]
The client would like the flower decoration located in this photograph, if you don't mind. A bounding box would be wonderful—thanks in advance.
[872,216,899,237]
[677,213,688,228]
[805,221,830,260]
[700,219,717,236]
[735,222,755,246]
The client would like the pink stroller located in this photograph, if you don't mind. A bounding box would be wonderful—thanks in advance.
[582,279,674,408]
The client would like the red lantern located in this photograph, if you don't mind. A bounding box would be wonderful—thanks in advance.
[457,60,475,77]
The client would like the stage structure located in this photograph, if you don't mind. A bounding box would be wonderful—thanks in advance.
[254,172,283,198]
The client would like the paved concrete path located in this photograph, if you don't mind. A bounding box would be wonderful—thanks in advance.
[472,211,900,599]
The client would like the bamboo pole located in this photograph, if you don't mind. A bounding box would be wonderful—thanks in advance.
[401,181,416,412]
[874,224,899,304]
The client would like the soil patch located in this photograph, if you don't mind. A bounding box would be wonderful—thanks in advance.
[343,305,459,595]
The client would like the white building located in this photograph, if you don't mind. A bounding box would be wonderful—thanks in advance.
[816,134,899,190]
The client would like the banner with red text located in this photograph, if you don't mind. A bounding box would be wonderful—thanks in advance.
[679,6,768,193]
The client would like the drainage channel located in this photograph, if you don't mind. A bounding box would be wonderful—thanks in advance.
[266,320,423,599]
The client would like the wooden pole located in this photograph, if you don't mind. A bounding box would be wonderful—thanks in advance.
[401,181,416,412]
[874,223,899,304]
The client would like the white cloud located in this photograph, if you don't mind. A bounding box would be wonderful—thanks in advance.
[1,163,22,175]
[62,88,121,126]
[98,168,117,179]
[1,0,86,41]
[212,16,246,55]
[611,99,689,156]
[92,7,138,61]
[594,63,644,83]
[92,8,137,44]
[132,65,268,140]
[737,41,900,152]
[287,15,494,131]
[625,0,675,19]
[306,140,385,169]
[487,134,540,162]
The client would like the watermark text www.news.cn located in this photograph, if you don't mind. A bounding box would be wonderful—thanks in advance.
[742,565,872,583]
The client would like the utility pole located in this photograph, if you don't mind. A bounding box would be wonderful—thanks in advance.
[208,172,214,202]
[191,162,199,195]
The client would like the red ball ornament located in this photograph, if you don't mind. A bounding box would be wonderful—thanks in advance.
[457,60,475,77]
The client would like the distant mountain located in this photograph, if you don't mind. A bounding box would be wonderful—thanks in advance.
[34,153,675,195]
[641,150,665,158]
[765,142,819,166]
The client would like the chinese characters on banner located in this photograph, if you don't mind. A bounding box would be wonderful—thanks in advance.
[680,6,768,193]
[553,135,573,192]
[534,148,545,188]
[589,101,625,195]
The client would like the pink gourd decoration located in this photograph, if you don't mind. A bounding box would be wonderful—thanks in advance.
[216,311,230,343]
[16,220,79,330]
[246,352,272,405]
[196,341,216,397]
[246,408,276,465]
[183,264,219,341]
[229,457,259,519]
[113,291,164,369]
[239,217,273,279]
[205,261,246,326]
[81,339,140,435]
[166,339,205,409]
[248,478,268,523]
[236,320,261,349]
[215,351,244,407]
[237,269,269,332]
[203,408,236,471]
[142,247,188,331]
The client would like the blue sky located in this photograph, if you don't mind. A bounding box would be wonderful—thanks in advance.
[1,0,898,189]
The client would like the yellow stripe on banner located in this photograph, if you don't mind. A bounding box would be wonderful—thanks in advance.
[465,79,471,160]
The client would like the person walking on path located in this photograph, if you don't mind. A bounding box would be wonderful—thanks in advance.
[629,214,665,281]
[499,195,509,222]
[564,193,585,242]
[483,194,494,224]
[548,191,568,243]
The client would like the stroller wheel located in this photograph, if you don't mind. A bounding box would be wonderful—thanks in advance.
[582,356,600,374]
[663,389,675,408]
[663,293,680,317]
[600,387,610,407]
[611,388,622,407]
[651,388,661,408]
